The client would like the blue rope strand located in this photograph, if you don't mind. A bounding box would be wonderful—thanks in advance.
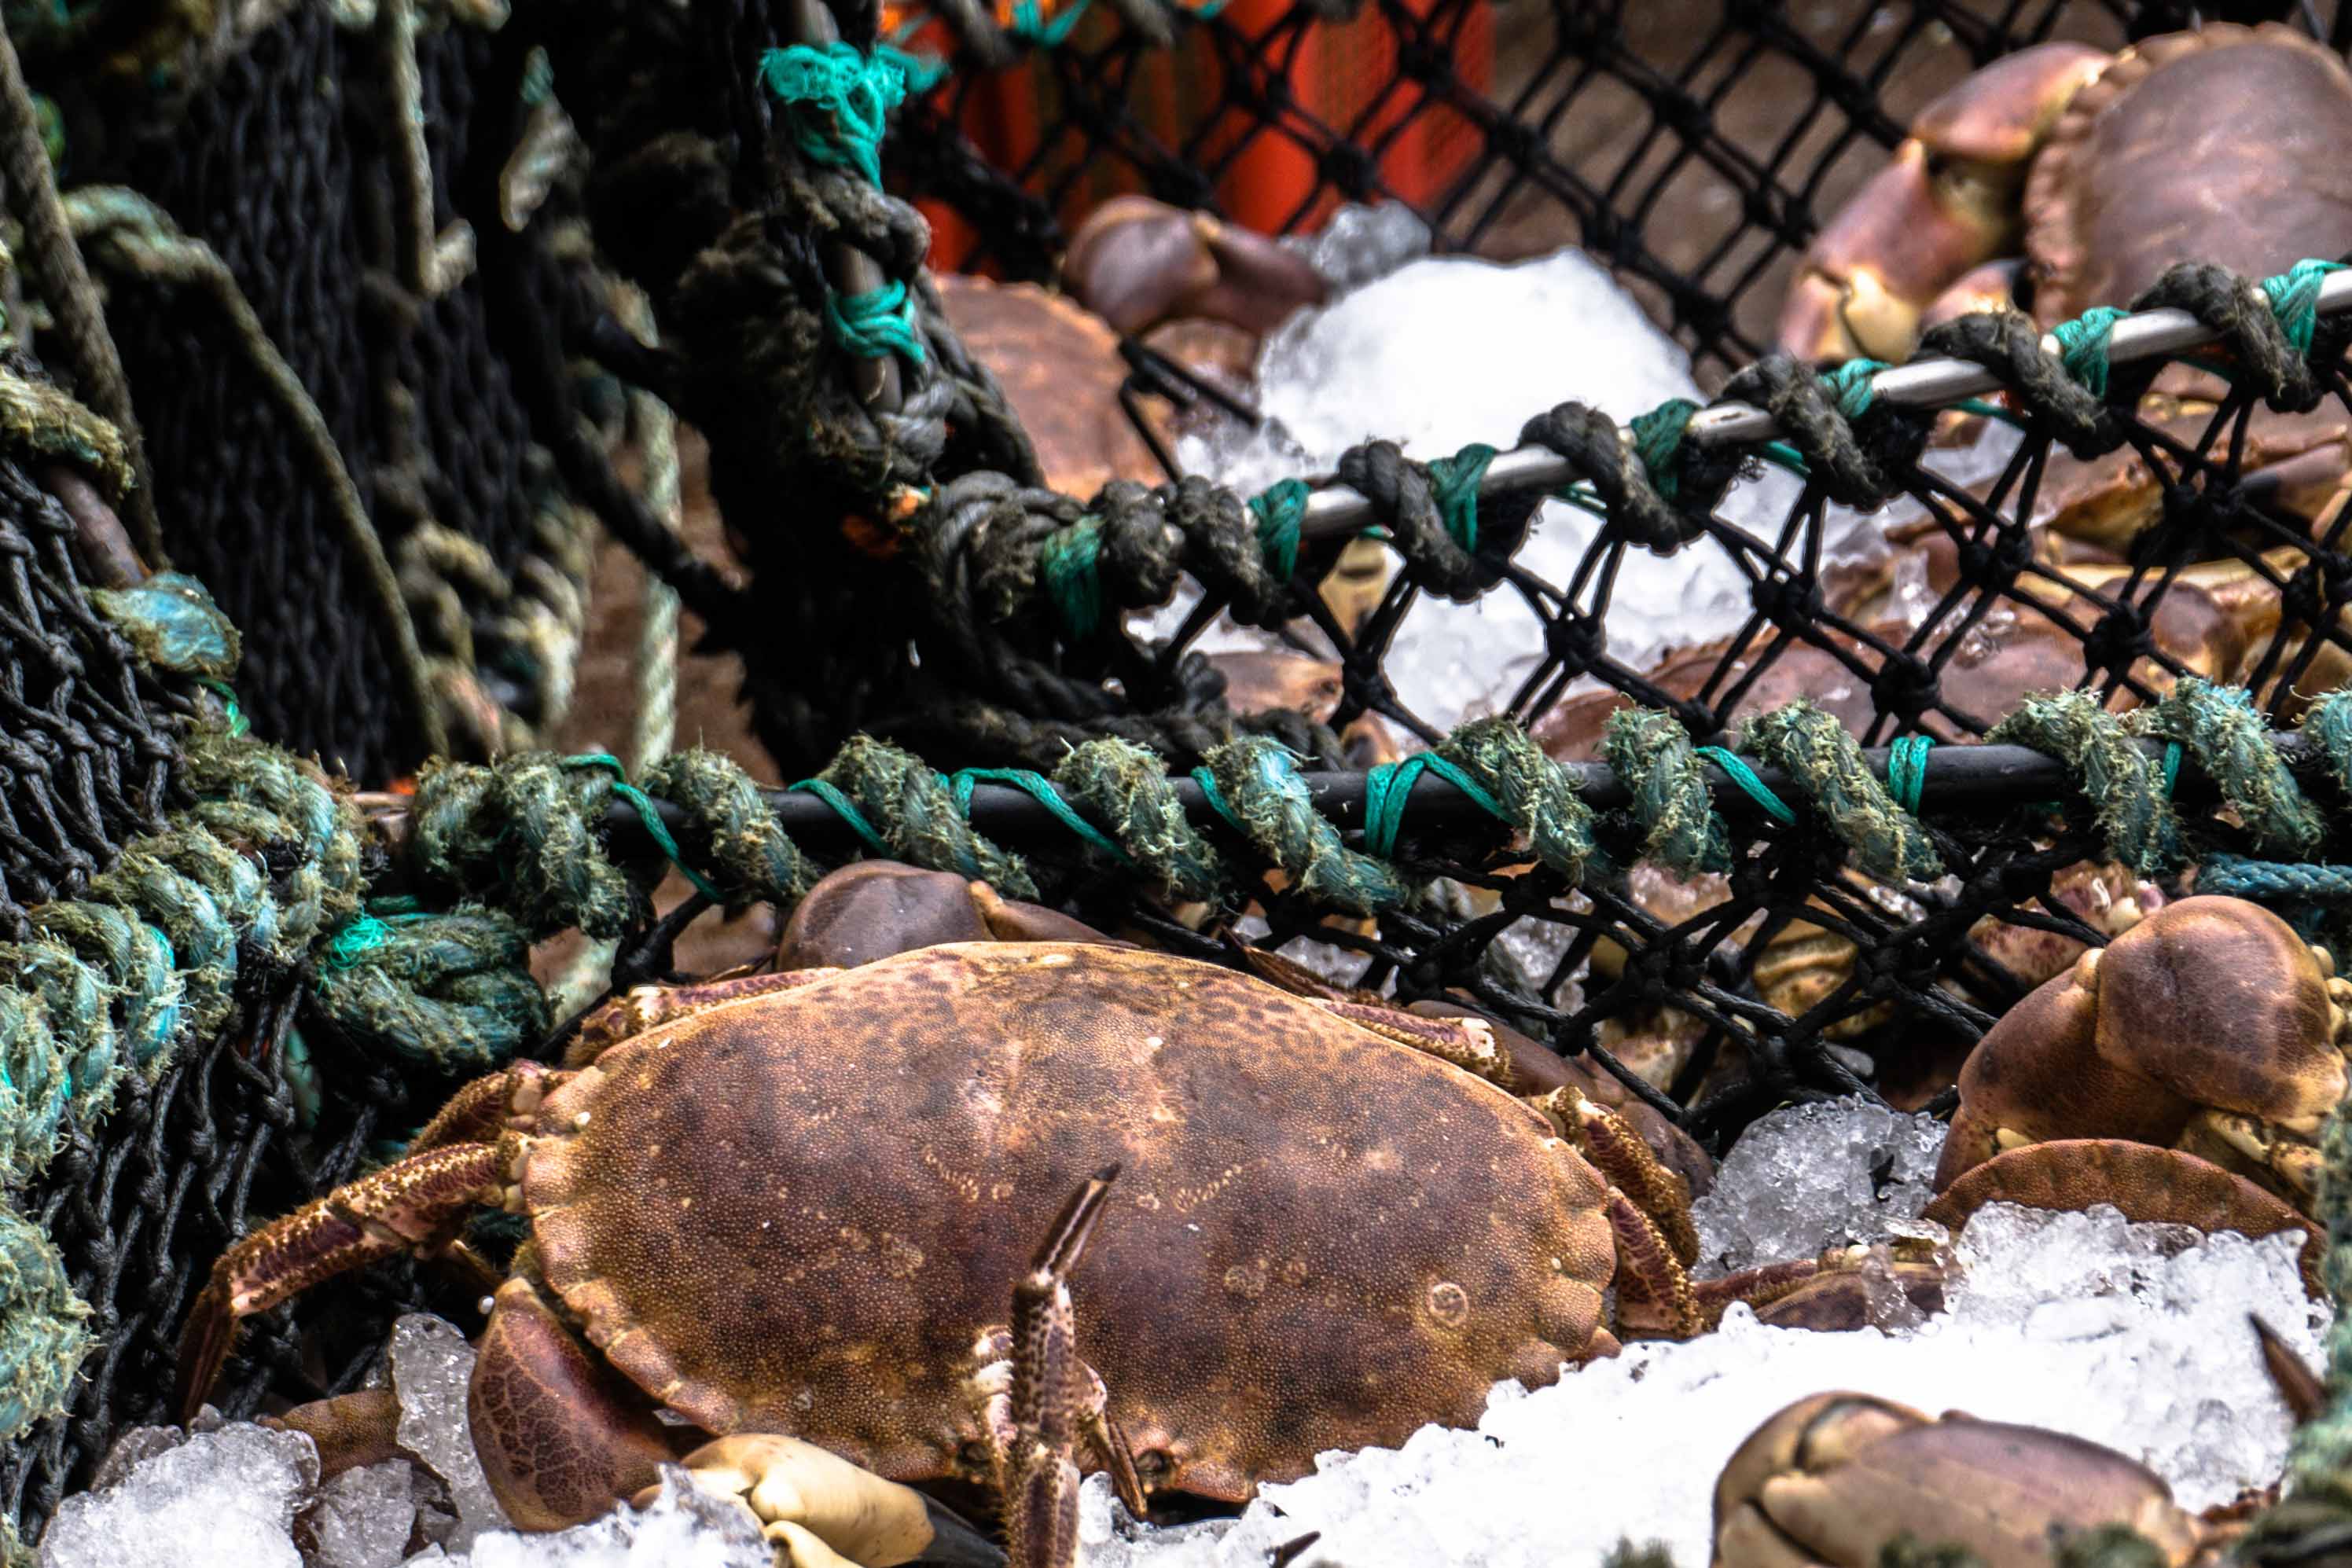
[1885,733,1934,816]
[823,280,927,364]
[950,768,1134,866]
[1693,745,1796,825]
[1250,478,1310,581]
[1427,442,1498,553]
[1361,754,1509,860]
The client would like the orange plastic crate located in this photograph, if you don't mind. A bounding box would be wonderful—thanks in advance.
[913,0,1491,272]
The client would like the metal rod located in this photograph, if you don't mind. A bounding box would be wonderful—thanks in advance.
[546,733,2323,856]
[1292,267,2352,542]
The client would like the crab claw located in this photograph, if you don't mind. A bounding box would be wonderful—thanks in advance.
[663,1435,941,1567]
[1777,42,2106,363]
[1064,196,1328,340]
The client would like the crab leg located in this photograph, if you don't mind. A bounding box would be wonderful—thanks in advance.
[976,1166,1127,1568]
[176,1139,507,1422]
[1531,1086,1700,1266]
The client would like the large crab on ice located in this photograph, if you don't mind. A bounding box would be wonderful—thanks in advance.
[180,887,1711,1566]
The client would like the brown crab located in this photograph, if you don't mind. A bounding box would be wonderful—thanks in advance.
[1781,24,2352,366]
[1932,895,2352,1210]
[1714,1392,2207,1568]
[179,936,1705,1559]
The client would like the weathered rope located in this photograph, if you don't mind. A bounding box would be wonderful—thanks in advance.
[61,188,451,759]
[0,11,159,565]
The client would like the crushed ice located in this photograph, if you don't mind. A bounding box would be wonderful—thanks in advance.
[36,1101,2331,1568]
[1079,1193,2327,1568]
[1690,1096,1947,1275]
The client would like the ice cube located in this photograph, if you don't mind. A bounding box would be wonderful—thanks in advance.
[1690,1096,1948,1276]
[310,1460,419,1568]
[39,1420,318,1568]
[391,1315,509,1550]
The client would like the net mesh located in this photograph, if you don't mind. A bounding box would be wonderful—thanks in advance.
[9,0,2352,1548]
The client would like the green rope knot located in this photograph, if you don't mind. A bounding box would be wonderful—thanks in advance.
[2132,678,2321,858]
[1741,701,1944,881]
[1436,715,1597,880]
[1249,478,1310,582]
[1989,691,2182,876]
[811,736,1036,898]
[823,279,927,365]
[1427,442,1498,553]
[755,42,910,185]
[1040,518,1104,640]
[1607,708,1732,876]
[1199,736,1405,917]
[645,750,819,911]
[1051,739,1226,902]
[2053,306,2130,398]
[2262,259,2346,357]
[311,907,549,1072]
[562,753,726,904]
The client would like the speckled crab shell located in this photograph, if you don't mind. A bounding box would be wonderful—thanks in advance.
[512,942,1620,1503]
[2022,23,2352,325]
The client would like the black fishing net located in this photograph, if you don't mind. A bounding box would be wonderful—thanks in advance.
[40,2,592,784]
[14,0,2352,1551]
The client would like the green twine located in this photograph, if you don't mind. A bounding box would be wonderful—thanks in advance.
[2262,258,2346,356]
[2053,306,2130,398]
[1821,358,1887,418]
[1249,478,1310,581]
[1427,442,1498,553]
[823,279,927,364]
[1188,766,1251,839]
[1693,745,1795,825]
[1008,0,1090,43]
[1885,733,1933,815]
[560,753,726,903]
[950,768,1134,866]
[1630,398,1697,504]
[1362,754,1506,860]
[196,677,248,738]
[323,913,391,970]
[1040,519,1104,640]
[755,42,910,186]
[787,777,891,857]
[1951,397,2026,429]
